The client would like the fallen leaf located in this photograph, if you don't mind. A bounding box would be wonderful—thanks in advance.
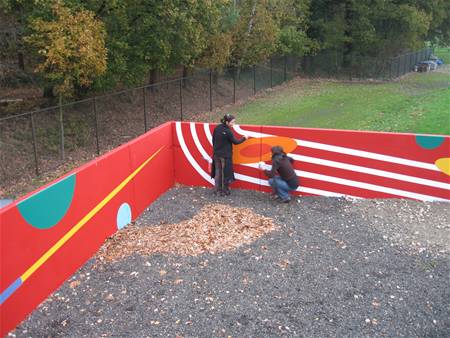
[69,281,80,289]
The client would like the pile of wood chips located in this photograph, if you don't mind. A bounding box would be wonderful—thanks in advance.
[96,203,278,262]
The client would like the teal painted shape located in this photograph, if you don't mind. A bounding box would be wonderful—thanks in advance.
[416,135,445,149]
[18,175,76,229]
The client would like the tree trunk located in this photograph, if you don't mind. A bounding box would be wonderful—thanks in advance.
[342,1,354,69]
[236,0,257,71]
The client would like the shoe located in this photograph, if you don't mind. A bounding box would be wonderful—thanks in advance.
[280,198,291,203]
[270,194,280,200]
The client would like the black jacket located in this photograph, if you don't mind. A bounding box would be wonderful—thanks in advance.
[212,123,245,158]
[264,154,299,189]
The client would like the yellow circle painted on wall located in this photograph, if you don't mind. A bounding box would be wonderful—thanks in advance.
[435,158,450,176]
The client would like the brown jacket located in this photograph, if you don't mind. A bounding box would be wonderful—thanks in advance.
[264,154,299,188]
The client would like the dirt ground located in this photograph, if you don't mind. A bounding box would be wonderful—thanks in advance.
[9,186,450,338]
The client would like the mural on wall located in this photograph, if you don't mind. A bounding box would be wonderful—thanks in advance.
[1,121,449,335]
[0,123,174,336]
[174,122,450,202]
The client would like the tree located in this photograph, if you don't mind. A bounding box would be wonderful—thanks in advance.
[231,0,279,68]
[24,0,107,97]
[195,0,234,72]
[24,0,107,159]
[270,0,317,56]
[308,0,436,60]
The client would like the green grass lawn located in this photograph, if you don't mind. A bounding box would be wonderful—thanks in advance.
[234,69,450,135]
[434,47,450,63]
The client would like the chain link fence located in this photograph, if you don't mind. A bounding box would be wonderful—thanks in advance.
[0,48,435,188]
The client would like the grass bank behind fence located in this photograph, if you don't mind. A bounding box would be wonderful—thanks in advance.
[434,47,450,63]
[234,69,450,135]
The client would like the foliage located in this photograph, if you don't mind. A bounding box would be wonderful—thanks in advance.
[195,0,234,71]
[2,0,449,95]
[270,0,317,56]
[230,0,279,67]
[24,1,107,97]
[307,0,443,60]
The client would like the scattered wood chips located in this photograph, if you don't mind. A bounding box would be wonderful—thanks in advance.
[96,203,278,262]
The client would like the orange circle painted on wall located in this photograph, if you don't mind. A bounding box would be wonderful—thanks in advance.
[239,143,272,157]
[233,136,298,164]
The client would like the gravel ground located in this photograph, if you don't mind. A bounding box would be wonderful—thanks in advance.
[11,186,450,338]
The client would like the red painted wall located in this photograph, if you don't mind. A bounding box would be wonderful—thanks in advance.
[1,121,449,335]
[0,122,174,335]
[173,122,450,201]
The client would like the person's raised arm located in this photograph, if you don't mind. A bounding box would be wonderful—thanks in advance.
[226,129,247,145]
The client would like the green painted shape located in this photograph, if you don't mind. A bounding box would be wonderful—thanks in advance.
[415,135,445,149]
[18,174,76,229]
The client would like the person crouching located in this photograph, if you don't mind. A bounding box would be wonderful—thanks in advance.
[263,146,299,203]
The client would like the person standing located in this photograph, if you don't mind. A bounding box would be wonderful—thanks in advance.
[211,114,248,195]
[263,146,299,203]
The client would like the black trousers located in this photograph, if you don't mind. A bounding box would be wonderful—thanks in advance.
[213,156,234,193]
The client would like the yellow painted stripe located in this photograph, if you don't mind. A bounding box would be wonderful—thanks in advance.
[21,146,164,281]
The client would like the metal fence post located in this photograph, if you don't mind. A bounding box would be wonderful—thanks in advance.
[402,54,406,75]
[409,53,412,72]
[30,112,39,176]
[143,87,148,132]
[406,53,409,73]
[209,69,213,111]
[284,55,287,81]
[388,59,392,79]
[58,95,65,160]
[92,97,100,155]
[179,78,183,121]
[270,57,273,88]
[233,68,236,104]
[253,64,256,94]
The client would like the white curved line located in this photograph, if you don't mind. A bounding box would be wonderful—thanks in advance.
[207,125,447,201]
[242,161,447,201]
[190,123,211,163]
[299,187,352,198]
[288,154,450,190]
[233,125,440,172]
[193,123,263,186]
[187,123,448,201]
[198,123,359,198]
[296,170,448,202]
[204,123,213,143]
[244,174,354,198]
[233,125,449,192]
[176,122,214,185]
[243,161,447,201]
[236,169,354,198]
